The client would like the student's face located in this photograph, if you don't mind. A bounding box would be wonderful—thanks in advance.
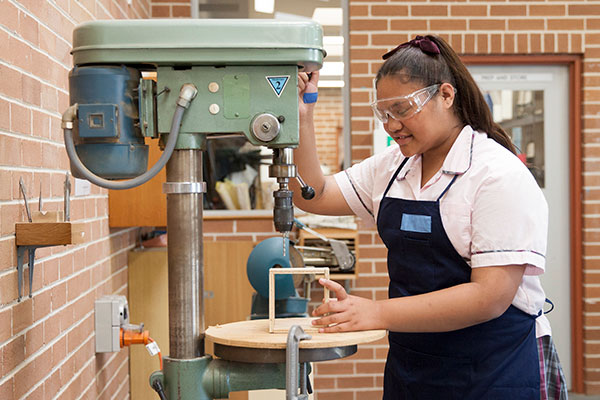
[376,76,456,159]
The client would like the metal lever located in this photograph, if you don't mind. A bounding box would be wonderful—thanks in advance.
[294,219,355,271]
[296,174,315,200]
[286,325,311,400]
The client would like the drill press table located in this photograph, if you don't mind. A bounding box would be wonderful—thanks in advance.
[206,318,387,363]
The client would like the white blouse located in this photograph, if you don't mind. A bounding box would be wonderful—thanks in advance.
[334,125,551,337]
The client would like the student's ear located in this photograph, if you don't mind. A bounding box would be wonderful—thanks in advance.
[439,83,456,109]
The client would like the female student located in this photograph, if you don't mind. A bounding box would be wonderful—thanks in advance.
[292,35,567,399]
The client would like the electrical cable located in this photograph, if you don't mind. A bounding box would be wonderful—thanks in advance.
[63,105,185,190]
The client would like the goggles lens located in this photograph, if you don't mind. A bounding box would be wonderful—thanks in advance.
[371,84,441,123]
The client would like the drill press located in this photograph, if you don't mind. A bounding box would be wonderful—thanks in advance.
[62,19,385,400]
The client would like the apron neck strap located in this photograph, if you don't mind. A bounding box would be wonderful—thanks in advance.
[383,157,409,199]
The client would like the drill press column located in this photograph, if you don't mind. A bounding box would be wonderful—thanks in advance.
[166,149,204,359]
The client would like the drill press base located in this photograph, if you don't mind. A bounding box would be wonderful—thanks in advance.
[205,318,387,363]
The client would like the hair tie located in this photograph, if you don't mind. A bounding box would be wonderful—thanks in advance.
[382,35,441,60]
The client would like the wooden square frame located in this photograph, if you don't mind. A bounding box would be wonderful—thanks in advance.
[268,267,330,333]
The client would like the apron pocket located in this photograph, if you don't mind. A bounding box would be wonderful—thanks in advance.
[386,343,472,400]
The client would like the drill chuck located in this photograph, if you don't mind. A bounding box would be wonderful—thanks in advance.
[273,189,294,232]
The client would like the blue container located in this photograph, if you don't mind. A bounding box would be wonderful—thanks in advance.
[69,65,148,179]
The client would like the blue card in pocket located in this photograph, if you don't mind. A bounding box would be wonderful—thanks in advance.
[400,214,431,233]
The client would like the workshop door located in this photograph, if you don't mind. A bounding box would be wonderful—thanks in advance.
[468,64,571,387]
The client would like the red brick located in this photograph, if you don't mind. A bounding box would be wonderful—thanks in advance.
[530,4,565,16]
[316,361,354,375]
[25,323,43,357]
[14,359,36,398]
[349,5,368,17]
[504,34,516,53]
[490,5,526,16]
[350,19,388,32]
[22,139,42,168]
[0,172,12,208]
[338,376,375,388]
[172,5,191,17]
[557,33,569,53]
[411,5,447,17]
[13,298,33,334]
[569,4,600,16]
[0,308,11,343]
[451,5,487,17]
[544,34,555,53]
[371,5,408,17]
[0,378,13,400]
[356,360,386,374]
[33,289,52,323]
[315,390,354,400]
[390,19,428,31]
[548,18,584,31]
[18,11,38,46]
[151,5,170,17]
[530,34,541,53]
[0,0,18,32]
[25,384,43,400]
[508,19,545,30]
[3,335,25,374]
[236,219,274,233]
[430,19,467,31]
[588,19,600,30]
[517,33,528,53]
[469,19,506,31]
[44,370,61,399]
[10,103,31,135]
[0,271,18,304]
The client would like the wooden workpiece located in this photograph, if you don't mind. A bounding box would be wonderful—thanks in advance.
[15,222,86,246]
[206,318,387,350]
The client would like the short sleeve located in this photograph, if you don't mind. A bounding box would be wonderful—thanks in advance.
[470,160,548,275]
[334,157,377,226]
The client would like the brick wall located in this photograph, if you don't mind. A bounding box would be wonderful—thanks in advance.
[347,0,599,397]
[0,1,150,399]
[151,0,190,18]
[313,88,344,175]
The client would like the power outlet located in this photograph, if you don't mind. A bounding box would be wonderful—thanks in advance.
[94,295,130,352]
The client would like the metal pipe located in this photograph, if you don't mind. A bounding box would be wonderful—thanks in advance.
[167,149,204,359]
[190,0,199,18]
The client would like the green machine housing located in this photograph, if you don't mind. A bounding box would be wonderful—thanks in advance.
[69,18,325,177]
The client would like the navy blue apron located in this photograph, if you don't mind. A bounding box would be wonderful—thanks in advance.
[377,158,540,400]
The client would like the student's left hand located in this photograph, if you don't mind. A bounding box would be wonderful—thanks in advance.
[311,278,382,333]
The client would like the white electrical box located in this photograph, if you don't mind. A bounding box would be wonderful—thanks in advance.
[94,295,130,353]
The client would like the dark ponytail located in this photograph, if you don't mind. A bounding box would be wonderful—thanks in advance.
[376,35,516,154]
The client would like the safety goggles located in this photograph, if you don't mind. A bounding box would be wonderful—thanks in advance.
[371,84,440,123]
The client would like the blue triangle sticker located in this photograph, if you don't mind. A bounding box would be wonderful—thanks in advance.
[266,76,290,97]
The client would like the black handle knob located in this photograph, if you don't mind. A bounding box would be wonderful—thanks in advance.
[301,185,315,200]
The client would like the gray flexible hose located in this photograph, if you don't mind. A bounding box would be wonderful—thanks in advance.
[63,105,186,190]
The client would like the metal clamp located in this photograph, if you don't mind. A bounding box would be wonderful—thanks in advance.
[286,325,311,400]
[162,182,207,194]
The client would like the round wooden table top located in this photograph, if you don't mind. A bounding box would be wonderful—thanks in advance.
[205,318,387,349]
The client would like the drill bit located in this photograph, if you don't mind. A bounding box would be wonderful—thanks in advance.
[282,231,289,258]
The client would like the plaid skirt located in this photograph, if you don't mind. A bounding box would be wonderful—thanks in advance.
[538,335,568,400]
